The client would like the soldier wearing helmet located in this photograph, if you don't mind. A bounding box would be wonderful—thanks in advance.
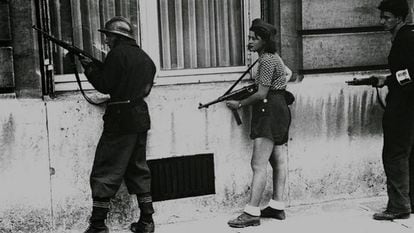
[368,0,414,221]
[80,16,156,233]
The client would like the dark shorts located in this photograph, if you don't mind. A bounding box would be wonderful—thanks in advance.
[250,91,291,145]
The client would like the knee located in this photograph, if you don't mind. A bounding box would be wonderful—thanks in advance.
[270,156,287,168]
[251,162,267,174]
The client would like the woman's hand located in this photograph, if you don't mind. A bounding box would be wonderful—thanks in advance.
[285,65,293,82]
[226,100,240,110]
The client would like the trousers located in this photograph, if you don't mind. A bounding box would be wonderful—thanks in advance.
[90,131,151,199]
[382,95,414,213]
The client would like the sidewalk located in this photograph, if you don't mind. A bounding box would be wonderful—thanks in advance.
[154,196,413,233]
[68,196,414,233]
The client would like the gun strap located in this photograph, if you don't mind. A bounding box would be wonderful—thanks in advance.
[223,59,258,96]
[69,53,107,106]
[375,87,386,110]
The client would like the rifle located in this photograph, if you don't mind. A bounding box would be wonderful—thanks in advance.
[32,26,103,65]
[198,83,258,125]
[345,76,378,86]
[33,26,107,105]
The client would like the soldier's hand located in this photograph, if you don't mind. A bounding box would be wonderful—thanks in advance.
[79,56,92,68]
[372,76,386,88]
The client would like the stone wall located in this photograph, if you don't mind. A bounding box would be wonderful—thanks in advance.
[0,73,387,232]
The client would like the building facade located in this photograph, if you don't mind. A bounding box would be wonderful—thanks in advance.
[1,0,413,232]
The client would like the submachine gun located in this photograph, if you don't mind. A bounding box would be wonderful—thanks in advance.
[346,76,385,109]
[32,26,106,105]
[198,60,258,125]
[345,76,378,86]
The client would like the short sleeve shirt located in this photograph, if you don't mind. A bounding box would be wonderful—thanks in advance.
[254,53,287,90]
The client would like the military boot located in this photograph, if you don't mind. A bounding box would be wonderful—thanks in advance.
[84,204,110,233]
[130,220,154,233]
[131,198,155,233]
[84,224,109,233]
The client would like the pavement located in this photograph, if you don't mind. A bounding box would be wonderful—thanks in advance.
[67,196,414,233]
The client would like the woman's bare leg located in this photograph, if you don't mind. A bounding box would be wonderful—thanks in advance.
[269,144,287,201]
[248,137,274,207]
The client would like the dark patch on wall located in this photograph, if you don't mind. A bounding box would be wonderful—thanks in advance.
[2,113,15,145]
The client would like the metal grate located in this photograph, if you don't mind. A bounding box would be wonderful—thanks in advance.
[148,154,215,202]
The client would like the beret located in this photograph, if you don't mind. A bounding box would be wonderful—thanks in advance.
[250,18,277,35]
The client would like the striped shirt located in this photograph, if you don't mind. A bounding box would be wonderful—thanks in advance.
[254,53,287,90]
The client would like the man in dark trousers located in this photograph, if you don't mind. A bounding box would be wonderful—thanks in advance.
[370,0,414,220]
[80,16,156,233]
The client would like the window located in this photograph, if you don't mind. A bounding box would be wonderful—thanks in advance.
[48,0,141,73]
[44,0,258,92]
[158,0,244,70]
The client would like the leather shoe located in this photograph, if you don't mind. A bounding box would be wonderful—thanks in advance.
[373,210,410,221]
[260,207,286,220]
[83,224,109,233]
[130,220,155,233]
[227,212,260,228]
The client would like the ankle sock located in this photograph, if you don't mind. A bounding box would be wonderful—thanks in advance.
[244,205,260,216]
[268,199,285,210]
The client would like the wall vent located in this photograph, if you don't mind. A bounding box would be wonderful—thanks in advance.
[148,153,215,202]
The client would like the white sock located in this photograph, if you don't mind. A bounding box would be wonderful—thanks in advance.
[244,205,260,216]
[268,199,285,210]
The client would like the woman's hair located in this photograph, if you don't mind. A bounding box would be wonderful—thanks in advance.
[378,0,409,21]
[250,27,277,53]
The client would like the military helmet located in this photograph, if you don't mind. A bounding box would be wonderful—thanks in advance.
[98,16,135,39]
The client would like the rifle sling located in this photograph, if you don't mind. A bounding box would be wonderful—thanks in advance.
[375,87,386,110]
[69,53,107,106]
[223,59,258,96]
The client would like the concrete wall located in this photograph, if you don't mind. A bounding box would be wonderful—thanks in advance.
[0,73,387,232]
[0,99,52,232]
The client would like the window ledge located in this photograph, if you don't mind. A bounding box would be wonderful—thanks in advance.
[155,66,252,86]
[0,93,16,99]
[53,65,254,91]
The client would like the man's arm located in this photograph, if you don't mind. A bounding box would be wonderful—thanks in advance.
[141,59,156,97]
[80,50,123,94]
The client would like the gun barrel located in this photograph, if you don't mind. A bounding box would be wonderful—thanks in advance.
[32,26,102,65]
[198,97,224,109]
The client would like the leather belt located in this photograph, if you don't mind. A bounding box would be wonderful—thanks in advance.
[107,100,131,106]
[107,99,144,107]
